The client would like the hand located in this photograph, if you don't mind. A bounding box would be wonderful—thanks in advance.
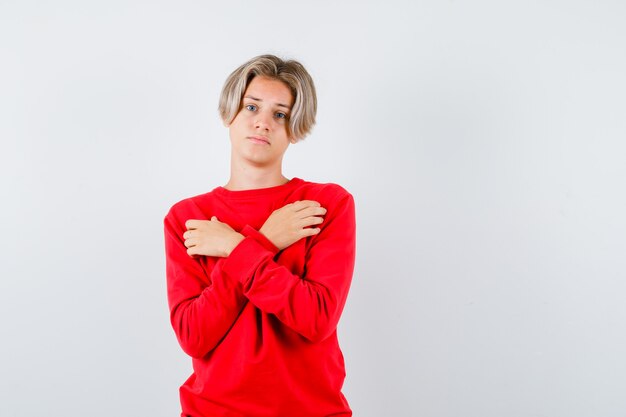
[184,216,244,258]
[259,200,327,251]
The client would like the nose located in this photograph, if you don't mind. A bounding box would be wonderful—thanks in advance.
[254,111,272,131]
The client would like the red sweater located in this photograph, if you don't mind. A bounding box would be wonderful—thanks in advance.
[164,177,356,417]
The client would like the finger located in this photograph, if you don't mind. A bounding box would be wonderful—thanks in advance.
[210,216,225,225]
[301,227,321,238]
[291,200,321,212]
[298,216,324,229]
[184,230,200,239]
[310,216,325,225]
[298,206,327,218]
[185,219,201,230]
[184,238,197,248]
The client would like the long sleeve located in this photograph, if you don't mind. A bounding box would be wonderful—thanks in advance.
[166,179,355,416]
[220,193,356,343]
[164,214,248,359]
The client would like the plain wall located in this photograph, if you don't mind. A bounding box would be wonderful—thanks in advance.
[1,1,625,416]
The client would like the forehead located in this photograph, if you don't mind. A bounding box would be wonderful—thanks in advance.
[244,76,294,108]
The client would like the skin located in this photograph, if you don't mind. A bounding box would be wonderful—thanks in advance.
[183,76,326,257]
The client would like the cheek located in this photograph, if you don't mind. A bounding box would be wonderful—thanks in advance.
[228,113,247,134]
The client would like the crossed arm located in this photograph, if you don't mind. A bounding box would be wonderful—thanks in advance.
[165,196,356,358]
[183,200,327,257]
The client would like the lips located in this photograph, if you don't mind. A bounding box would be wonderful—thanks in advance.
[248,135,270,145]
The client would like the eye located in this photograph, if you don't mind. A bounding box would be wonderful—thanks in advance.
[275,112,288,120]
[245,104,257,111]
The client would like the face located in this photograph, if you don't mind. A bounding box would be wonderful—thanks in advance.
[227,76,294,169]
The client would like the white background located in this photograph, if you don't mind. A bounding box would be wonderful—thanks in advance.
[2,1,625,416]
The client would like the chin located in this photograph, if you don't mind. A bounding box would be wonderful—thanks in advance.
[243,154,275,166]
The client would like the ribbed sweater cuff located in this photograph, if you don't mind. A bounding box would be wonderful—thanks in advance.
[240,225,280,253]
[222,225,278,285]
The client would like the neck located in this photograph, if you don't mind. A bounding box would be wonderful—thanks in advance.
[224,159,289,191]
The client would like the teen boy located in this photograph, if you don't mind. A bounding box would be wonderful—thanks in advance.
[164,54,356,417]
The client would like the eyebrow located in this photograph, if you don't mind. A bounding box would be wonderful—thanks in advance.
[244,95,291,109]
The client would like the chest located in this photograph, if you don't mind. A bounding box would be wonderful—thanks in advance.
[203,210,313,279]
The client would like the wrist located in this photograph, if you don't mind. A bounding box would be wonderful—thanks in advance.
[258,227,280,251]
[224,232,245,257]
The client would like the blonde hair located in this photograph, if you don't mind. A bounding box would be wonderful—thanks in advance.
[218,54,317,142]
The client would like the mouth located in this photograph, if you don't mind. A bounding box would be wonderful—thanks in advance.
[248,135,270,145]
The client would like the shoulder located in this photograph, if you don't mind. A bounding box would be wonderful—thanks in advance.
[164,189,218,223]
[296,179,356,240]
[295,178,354,204]
[294,178,355,222]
